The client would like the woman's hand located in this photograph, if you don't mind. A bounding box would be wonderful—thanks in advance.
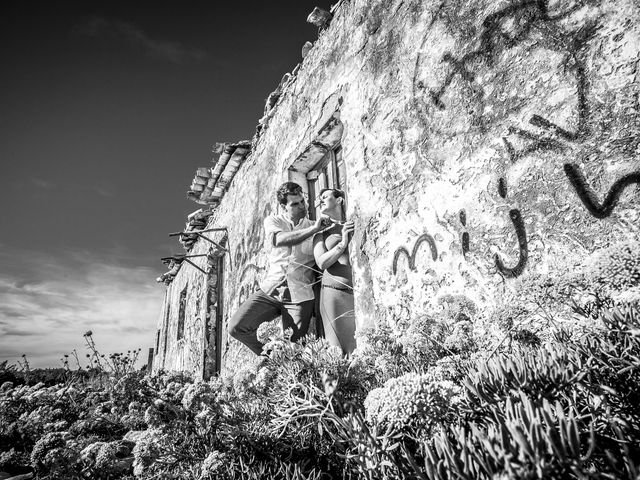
[339,221,355,250]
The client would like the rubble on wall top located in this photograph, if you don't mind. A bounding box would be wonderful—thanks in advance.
[186,140,252,207]
[156,257,183,285]
[178,208,214,251]
[307,7,332,29]
[256,71,298,140]
[254,2,346,146]
[307,2,347,29]
[301,41,313,59]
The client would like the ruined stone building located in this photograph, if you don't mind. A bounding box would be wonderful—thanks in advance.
[151,0,640,378]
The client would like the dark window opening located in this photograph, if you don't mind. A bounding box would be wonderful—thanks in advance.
[162,305,170,367]
[177,286,187,341]
[214,257,224,375]
[306,145,346,220]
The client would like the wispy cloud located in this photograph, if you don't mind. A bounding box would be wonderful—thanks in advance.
[94,186,115,197]
[75,16,208,64]
[0,249,163,368]
[2,328,38,337]
[31,178,55,189]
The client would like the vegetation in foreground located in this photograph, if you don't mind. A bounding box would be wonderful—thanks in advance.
[1,238,639,479]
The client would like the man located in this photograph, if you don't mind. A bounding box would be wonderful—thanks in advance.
[229,182,331,355]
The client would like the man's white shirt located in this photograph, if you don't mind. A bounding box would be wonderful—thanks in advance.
[259,214,316,303]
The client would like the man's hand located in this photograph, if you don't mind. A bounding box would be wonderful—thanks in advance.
[314,214,333,232]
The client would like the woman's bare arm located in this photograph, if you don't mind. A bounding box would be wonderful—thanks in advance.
[314,232,347,270]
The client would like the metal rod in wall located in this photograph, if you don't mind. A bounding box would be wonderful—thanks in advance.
[182,258,208,275]
[160,254,209,262]
[194,233,228,252]
[168,227,228,237]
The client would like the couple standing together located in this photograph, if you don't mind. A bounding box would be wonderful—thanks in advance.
[229,182,356,356]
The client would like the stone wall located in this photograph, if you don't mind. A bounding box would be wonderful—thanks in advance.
[156,0,640,377]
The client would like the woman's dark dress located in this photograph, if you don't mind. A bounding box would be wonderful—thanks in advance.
[320,226,356,355]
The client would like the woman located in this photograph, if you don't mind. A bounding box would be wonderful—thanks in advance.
[313,188,356,355]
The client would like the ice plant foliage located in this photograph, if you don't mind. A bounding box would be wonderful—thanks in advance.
[1,240,640,478]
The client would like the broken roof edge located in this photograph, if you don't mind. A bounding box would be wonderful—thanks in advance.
[186,140,253,206]
[252,2,349,152]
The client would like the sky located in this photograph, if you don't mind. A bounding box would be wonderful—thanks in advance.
[0,0,332,368]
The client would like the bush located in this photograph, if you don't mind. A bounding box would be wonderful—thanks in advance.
[364,373,460,434]
[419,303,640,480]
[2,250,639,479]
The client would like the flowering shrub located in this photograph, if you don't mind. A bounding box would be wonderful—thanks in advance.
[256,319,282,344]
[199,450,227,479]
[131,428,167,478]
[364,372,461,433]
[181,381,217,413]
[30,432,72,476]
[1,247,640,479]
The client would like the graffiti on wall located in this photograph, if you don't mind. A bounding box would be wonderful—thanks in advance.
[233,203,273,268]
[564,164,640,219]
[459,209,470,256]
[393,175,534,278]
[396,0,639,281]
[391,159,639,278]
[183,295,203,372]
[392,233,438,275]
[414,0,594,132]
[494,208,529,279]
[229,202,272,307]
[237,264,263,306]
[186,316,204,371]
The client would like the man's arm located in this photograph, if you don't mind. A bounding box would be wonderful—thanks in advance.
[273,216,331,247]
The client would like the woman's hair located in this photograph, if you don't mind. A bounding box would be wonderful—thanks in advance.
[319,188,346,218]
[319,188,346,201]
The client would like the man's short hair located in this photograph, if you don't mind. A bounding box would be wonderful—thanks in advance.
[276,182,304,205]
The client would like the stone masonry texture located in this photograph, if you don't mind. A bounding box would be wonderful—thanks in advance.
[154,0,640,378]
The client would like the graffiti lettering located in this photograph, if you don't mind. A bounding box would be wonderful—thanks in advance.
[392,233,438,275]
[398,1,634,286]
[186,316,204,372]
[462,232,470,257]
[459,209,470,256]
[238,279,261,306]
[233,203,272,270]
[564,163,640,219]
[502,132,564,164]
[494,209,529,278]
[413,0,597,154]
[498,177,508,199]
[236,263,264,306]
[459,209,466,226]
[426,0,551,112]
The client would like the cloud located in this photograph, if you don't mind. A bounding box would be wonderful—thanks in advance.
[94,186,115,197]
[0,249,163,368]
[2,328,38,337]
[75,16,208,64]
[31,178,55,189]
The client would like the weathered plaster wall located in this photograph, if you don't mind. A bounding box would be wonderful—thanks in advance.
[152,237,224,377]
[301,0,639,328]
[157,0,640,376]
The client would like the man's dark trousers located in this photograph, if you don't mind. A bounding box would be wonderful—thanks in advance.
[228,289,313,355]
